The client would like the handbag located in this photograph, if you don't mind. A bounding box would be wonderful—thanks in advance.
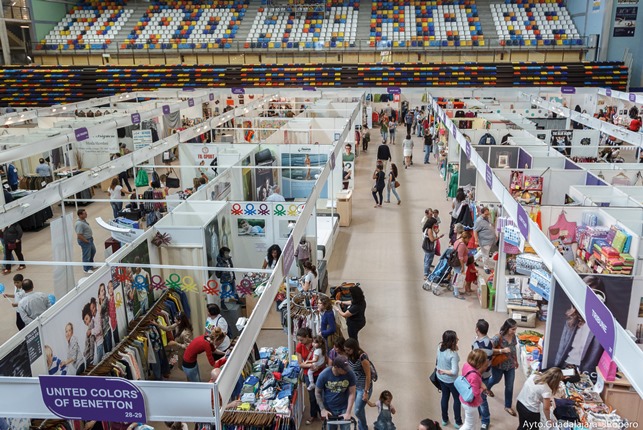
[422,230,435,253]
[448,242,463,268]
[165,173,180,189]
[371,185,377,193]
[135,169,149,187]
[454,370,477,403]
[429,358,441,392]
[6,242,17,251]
[394,180,401,188]
[491,337,509,367]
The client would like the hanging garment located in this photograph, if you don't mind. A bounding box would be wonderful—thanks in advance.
[478,133,496,145]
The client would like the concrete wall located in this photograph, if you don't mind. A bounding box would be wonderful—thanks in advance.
[30,0,68,42]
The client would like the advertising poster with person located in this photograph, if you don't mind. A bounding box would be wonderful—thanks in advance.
[40,271,127,376]
[114,241,153,322]
[545,274,633,379]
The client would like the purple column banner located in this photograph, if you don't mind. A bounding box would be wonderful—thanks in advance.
[485,164,493,189]
[629,93,637,102]
[451,124,457,138]
[232,88,245,95]
[516,204,529,240]
[209,93,215,101]
[39,375,147,422]
[387,87,401,95]
[282,236,295,277]
[162,105,170,115]
[561,86,576,94]
[329,150,336,170]
[585,286,616,357]
[131,113,140,125]
[605,89,612,97]
[465,140,471,160]
[188,98,195,107]
[74,128,89,142]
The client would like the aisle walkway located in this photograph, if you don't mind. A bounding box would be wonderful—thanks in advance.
[326,131,526,430]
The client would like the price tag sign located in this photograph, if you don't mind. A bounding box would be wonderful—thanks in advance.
[485,164,493,189]
[40,376,146,422]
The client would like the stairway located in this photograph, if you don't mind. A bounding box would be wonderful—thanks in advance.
[235,6,260,45]
[111,3,150,48]
[356,0,372,48]
[474,0,498,42]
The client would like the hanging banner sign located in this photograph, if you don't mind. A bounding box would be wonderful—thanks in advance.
[629,93,637,102]
[605,89,612,97]
[585,287,616,357]
[465,141,471,160]
[209,93,215,101]
[162,105,171,115]
[282,236,295,277]
[516,204,530,240]
[39,376,147,422]
[131,113,141,125]
[303,86,316,91]
[485,164,493,189]
[74,128,89,142]
[188,99,195,107]
[561,87,576,94]
[387,87,401,95]
[77,130,118,154]
[231,88,245,95]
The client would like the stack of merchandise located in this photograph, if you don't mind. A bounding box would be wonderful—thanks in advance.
[506,277,524,307]
[237,347,299,413]
[516,330,543,376]
[558,374,629,428]
[576,224,634,275]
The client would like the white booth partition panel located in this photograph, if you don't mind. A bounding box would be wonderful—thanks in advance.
[530,156,567,169]
[568,185,637,207]
[616,186,643,206]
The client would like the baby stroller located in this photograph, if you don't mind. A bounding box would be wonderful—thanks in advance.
[422,248,454,295]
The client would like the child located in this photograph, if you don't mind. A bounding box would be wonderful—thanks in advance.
[464,255,477,295]
[327,337,346,364]
[368,390,396,430]
[305,335,327,390]
[3,274,26,330]
[45,345,67,375]
[432,209,441,225]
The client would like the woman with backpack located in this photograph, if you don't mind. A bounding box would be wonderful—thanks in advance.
[344,338,373,430]
[458,350,487,430]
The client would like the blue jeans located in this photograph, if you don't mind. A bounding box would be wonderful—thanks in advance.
[355,387,372,430]
[424,251,435,277]
[488,366,516,408]
[78,238,96,272]
[479,376,491,425]
[182,364,201,382]
[386,182,400,203]
[110,202,122,219]
[439,379,462,426]
[424,145,431,163]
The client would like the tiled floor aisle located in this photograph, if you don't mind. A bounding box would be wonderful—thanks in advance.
[322,130,526,430]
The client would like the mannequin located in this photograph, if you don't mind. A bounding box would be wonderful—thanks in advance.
[294,237,312,276]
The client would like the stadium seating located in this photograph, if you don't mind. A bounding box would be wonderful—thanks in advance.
[245,1,359,49]
[368,0,483,48]
[40,1,132,50]
[124,0,249,49]
[491,1,583,46]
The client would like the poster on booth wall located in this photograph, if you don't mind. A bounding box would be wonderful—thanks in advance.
[550,130,573,156]
[614,6,638,37]
[281,151,329,199]
[254,148,278,201]
[39,271,127,377]
[113,241,153,324]
[210,169,232,202]
[187,145,219,180]
[545,275,633,379]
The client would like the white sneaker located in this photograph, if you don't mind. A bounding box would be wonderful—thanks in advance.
[84,269,94,274]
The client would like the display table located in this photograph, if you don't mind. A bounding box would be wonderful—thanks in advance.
[337,190,352,227]
[598,367,643,424]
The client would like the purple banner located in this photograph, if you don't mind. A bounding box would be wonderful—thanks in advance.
[232,88,245,95]
[74,128,89,141]
[585,286,616,357]
[518,148,532,169]
[387,87,401,95]
[303,86,316,91]
[209,93,215,101]
[39,375,146,422]
[629,93,637,102]
[605,88,612,97]
[162,105,170,115]
[464,141,471,160]
[282,236,295,277]
[187,98,195,107]
[130,113,140,125]
[485,164,493,189]
[586,172,607,186]
[516,204,529,240]
[561,86,576,94]
[565,159,581,170]
[451,124,457,138]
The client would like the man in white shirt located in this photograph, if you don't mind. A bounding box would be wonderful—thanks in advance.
[265,186,286,202]
[17,279,51,325]
[36,158,52,178]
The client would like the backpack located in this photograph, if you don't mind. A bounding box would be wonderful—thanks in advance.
[361,353,378,382]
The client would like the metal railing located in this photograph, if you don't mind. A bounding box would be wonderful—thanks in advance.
[32,35,589,55]
[3,5,30,21]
